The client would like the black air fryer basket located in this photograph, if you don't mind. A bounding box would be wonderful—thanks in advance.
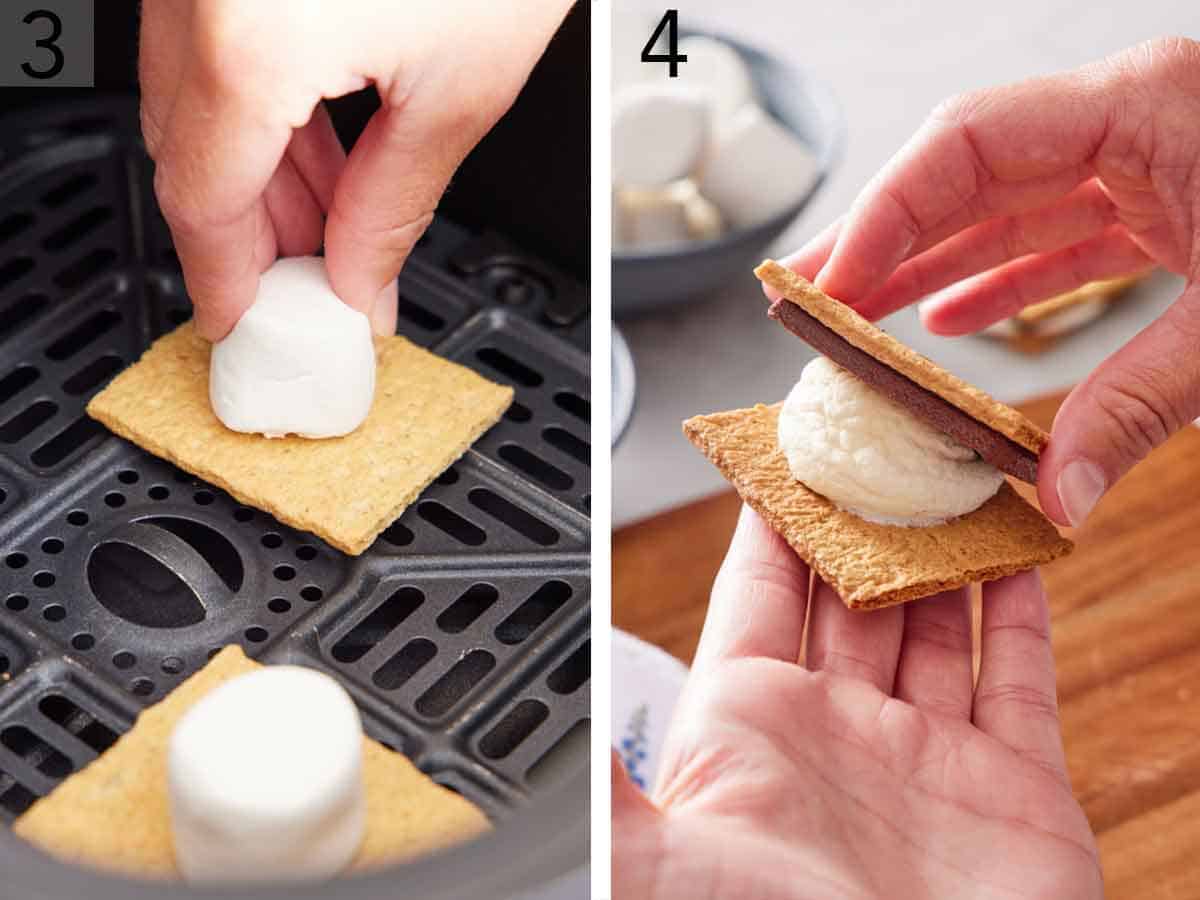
[0,99,590,900]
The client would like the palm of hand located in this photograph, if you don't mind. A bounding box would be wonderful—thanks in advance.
[613,509,1103,900]
[649,659,1099,900]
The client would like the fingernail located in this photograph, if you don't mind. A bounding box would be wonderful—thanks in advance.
[1056,459,1106,526]
[369,281,398,336]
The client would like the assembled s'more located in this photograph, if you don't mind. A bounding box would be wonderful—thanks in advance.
[684,260,1072,610]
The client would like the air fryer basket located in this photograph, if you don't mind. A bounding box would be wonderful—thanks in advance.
[0,99,590,899]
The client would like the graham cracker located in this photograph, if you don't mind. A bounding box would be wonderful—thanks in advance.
[683,403,1072,610]
[86,324,513,555]
[13,647,489,879]
[755,260,1048,455]
[1014,274,1140,325]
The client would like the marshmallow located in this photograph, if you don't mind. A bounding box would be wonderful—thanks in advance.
[612,83,710,188]
[697,104,819,228]
[168,666,366,884]
[778,356,1003,526]
[210,256,375,439]
[676,35,758,124]
[681,186,724,242]
[614,180,725,251]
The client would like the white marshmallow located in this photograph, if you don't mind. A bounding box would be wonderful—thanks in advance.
[614,180,724,250]
[676,35,758,124]
[612,83,710,188]
[681,187,724,242]
[615,184,689,250]
[168,666,366,884]
[210,256,375,439]
[697,104,819,229]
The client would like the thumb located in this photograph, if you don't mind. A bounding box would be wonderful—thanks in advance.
[1038,282,1200,526]
[611,750,663,897]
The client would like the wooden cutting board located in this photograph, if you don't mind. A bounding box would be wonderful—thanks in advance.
[614,392,1200,899]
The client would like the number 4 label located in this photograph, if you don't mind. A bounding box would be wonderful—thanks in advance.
[641,10,687,78]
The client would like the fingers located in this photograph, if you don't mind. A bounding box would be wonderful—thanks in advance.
[973,570,1070,783]
[893,589,974,719]
[323,98,486,319]
[814,68,1115,304]
[805,579,904,694]
[853,179,1119,321]
[611,750,663,899]
[690,505,810,676]
[1037,282,1200,526]
[773,217,843,287]
[284,104,347,213]
[262,155,324,257]
[261,105,348,258]
[152,45,298,340]
[918,226,1153,336]
[137,0,192,157]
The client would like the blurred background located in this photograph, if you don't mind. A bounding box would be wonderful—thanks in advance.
[612,0,1196,527]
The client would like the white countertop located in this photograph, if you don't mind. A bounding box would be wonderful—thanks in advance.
[613,0,1194,527]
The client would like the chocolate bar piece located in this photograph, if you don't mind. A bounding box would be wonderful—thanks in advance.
[768,299,1039,484]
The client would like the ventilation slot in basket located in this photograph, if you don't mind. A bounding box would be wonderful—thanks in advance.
[0,399,56,443]
[415,650,496,717]
[30,416,103,467]
[42,206,113,252]
[497,444,573,491]
[469,489,559,547]
[417,501,486,546]
[38,695,119,754]
[45,309,120,361]
[62,354,122,395]
[372,638,437,690]
[547,640,589,694]
[0,294,47,338]
[0,365,38,404]
[42,172,98,208]
[553,390,589,422]
[495,580,572,645]
[526,719,589,789]
[436,583,499,634]
[476,347,543,387]
[479,699,549,759]
[543,426,589,465]
[0,725,73,777]
[331,586,423,663]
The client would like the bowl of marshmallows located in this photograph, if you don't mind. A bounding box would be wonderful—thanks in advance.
[612,26,844,315]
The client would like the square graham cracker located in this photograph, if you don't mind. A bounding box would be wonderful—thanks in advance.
[683,403,1072,610]
[87,324,513,555]
[755,260,1049,455]
[14,647,489,880]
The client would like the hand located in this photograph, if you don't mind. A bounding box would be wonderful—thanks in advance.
[612,506,1101,900]
[140,0,571,340]
[774,36,1200,528]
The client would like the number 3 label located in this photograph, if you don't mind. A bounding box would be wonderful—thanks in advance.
[1,1,92,87]
[21,9,66,80]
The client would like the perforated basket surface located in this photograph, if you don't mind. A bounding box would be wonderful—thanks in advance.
[0,95,590,873]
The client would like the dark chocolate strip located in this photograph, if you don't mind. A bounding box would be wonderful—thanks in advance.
[768,298,1039,484]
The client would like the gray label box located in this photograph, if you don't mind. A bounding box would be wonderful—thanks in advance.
[0,1,94,87]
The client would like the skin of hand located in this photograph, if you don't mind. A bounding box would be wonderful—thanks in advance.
[771,37,1200,529]
[612,506,1101,900]
[139,0,572,340]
